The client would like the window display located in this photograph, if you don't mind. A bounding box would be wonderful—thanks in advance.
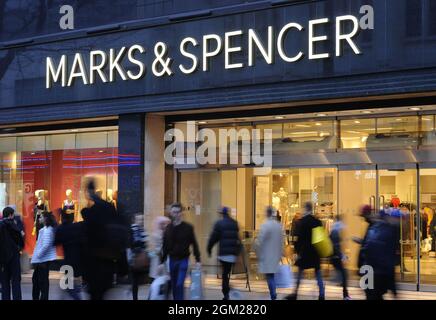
[0,128,118,256]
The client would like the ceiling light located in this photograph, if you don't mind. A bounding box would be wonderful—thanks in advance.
[423,117,432,121]
[315,123,322,126]
[354,120,361,124]
[98,150,104,153]
[198,121,207,124]
[409,107,421,111]
[274,116,285,120]
[316,113,327,117]
[362,111,373,114]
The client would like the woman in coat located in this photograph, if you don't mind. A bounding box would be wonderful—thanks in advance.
[255,207,283,300]
[31,211,57,300]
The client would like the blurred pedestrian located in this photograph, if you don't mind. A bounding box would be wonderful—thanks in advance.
[148,264,170,300]
[149,216,170,279]
[207,207,241,300]
[255,206,283,300]
[31,211,57,300]
[128,213,148,300]
[353,205,375,275]
[162,203,201,300]
[54,209,85,300]
[0,207,24,300]
[81,179,130,300]
[329,215,351,300]
[285,202,325,300]
[361,210,397,300]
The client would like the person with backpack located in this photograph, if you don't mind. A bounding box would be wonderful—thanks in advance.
[285,202,325,300]
[31,211,57,300]
[0,207,24,300]
[54,209,85,300]
[207,206,241,300]
[162,203,201,300]
[128,213,148,300]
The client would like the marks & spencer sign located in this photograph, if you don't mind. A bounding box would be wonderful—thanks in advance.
[45,7,374,89]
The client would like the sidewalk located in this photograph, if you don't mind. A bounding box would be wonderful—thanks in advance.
[17,272,436,300]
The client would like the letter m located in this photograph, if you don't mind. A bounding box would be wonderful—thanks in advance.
[46,55,67,89]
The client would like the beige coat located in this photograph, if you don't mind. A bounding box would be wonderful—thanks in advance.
[255,218,284,274]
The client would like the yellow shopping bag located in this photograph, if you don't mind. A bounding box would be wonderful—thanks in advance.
[311,226,333,258]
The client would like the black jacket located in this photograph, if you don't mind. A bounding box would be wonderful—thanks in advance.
[55,221,85,277]
[207,215,241,258]
[294,214,322,270]
[0,218,24,263]
[162,221,201,262]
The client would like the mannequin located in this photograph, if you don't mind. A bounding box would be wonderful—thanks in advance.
[33,190,49,238]
[62,189,76,221]
[272,192,280,211]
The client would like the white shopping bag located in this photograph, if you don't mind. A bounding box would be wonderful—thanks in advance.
[190,267,204,300]
[274,264,294,288]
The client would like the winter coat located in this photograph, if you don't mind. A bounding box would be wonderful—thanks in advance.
[207,215,241,258]
[54,221,85,277]
[255,217,283,274]
[0,218,24,263]
[31,226,57,264]
[294,213,322,270]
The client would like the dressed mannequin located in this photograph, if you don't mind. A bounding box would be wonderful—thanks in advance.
[33,190,49,238]
[272,192,281,211]
[62,189,76,221]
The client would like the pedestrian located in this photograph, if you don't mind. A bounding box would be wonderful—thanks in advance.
[162,203,201,300]
[254,206,283,300]
[128,213,148,300]
[207,207,241,300]
[285,202,325,300]
[31,211,57,300]
[352,205,375,275]
[81,179,129,300]
[0,207,24,300]
[361,209,397,300]
[329,215,351,300]
[149,216,170,279]
[54,209,85,300]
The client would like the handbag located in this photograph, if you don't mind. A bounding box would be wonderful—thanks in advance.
[274,264,294,288]
[131,250,150,272]
[311,226,333,258]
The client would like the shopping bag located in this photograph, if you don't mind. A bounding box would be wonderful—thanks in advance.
[274,264,294,288]
[190,267,203,300]
[312,226,333,258]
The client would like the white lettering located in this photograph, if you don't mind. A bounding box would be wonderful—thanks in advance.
[248,27,274,66]
[46,55,67,88]
[68,53,88,86]
[277,22,304,62]
[203,34,222,72]
[89,50,108,84]
[225,30,244,69]
[109,47,128,82]
[179,37,199,74]
[336,15,361,56]
[127,45,146,80]
[309,18,330,60]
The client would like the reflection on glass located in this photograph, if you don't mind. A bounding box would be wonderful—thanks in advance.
[340,118,375,149]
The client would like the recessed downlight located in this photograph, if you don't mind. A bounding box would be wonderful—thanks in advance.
[274,116,285,120]
[409,107,421,111]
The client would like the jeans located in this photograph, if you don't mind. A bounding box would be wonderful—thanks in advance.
[265,274,277,300]
[331,257,349,298]
[294,267,325,299]
[1,254,22,300]
[220,261,233,300]
[32,262,50,300]
[169,258,189,300]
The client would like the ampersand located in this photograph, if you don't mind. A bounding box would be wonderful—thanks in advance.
[152,42,173,77]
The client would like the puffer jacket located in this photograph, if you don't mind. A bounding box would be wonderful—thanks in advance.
[207,215,241,257]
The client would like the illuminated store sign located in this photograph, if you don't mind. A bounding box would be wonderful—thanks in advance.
[46,14,371,89]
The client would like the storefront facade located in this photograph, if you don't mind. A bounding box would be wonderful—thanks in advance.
[2,0,436,291]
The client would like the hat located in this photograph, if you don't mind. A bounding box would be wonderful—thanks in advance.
[220,207,230,215]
